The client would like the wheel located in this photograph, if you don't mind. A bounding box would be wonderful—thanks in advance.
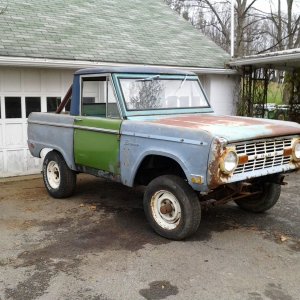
[43,151,76,198]
[143,175,201,240]
[276,110,286,120]
[235,181,281,213]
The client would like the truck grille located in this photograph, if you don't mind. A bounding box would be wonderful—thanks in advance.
[233,137,292,174]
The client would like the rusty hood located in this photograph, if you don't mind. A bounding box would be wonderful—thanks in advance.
[151,114,300,142]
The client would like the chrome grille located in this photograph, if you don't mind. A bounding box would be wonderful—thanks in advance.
[233,137,292,175]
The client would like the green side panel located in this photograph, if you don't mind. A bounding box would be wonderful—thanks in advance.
[74,117,122,173]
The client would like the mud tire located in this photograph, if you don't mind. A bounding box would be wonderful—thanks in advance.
[235,182,281,213]
[43,151,76,198]
[143,175,201,240]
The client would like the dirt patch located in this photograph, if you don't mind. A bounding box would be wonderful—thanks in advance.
[139,281,178,300]
[264,283,294,300]
[1,173,300,299]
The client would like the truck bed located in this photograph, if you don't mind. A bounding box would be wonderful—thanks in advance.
[27,113,76,170]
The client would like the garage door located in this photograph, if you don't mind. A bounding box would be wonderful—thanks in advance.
[0,67,73,177]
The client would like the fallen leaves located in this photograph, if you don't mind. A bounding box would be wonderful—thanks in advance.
[280,235,288,242]
[79,203,97,211]
[90,205,97,211]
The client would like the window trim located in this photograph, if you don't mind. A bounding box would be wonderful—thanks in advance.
[79,74,122,119]
[113,73,214,117]
[119,77,210,112]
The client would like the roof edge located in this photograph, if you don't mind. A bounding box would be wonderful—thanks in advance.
[0,56,237,75]
[229,48,300,67]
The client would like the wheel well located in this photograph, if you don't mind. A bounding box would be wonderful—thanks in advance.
[40,148,54,159]
[134,155,186,185]
[41,148,63,160]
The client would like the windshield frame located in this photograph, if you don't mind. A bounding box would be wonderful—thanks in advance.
[112,73,213,117]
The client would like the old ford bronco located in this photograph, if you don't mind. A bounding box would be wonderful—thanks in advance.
[28,66,300,240]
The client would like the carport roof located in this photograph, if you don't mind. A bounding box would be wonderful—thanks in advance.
[229,48,300,69]
[0,0,230,70]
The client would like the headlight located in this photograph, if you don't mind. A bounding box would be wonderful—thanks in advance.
[292,139,300,161]
[220,148,238,174]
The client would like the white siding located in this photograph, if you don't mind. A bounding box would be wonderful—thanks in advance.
[199,74,239,116]
[0,67,74,177]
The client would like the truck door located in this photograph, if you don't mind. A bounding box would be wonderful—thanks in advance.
[73,75,122,174]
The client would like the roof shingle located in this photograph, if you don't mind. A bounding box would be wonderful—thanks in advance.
[0,0,230,68]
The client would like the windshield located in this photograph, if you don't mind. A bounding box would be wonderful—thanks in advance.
[118,76,209,111]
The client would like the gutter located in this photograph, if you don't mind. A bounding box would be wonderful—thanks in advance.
[229,51,300,67]
[0,56,237,75]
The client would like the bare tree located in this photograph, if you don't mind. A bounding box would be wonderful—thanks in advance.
[166,0,265,56]
[264,0,300,52]
[166,0,300,56]
[128,81,164,110]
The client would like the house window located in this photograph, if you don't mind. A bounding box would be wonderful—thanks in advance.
[5,97,22,118]
[25,97,41,118]
[47,97,61,112]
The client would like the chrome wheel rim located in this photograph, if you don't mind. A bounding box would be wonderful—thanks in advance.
[47,161,60,189]
[150,190,181,230]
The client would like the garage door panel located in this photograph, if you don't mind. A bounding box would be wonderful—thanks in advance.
[42,70,61,93]
[5,124,24,146]
[23,70,41,92]
[3,70,21,92]
[6,150,24,173]
[0,124,3,147]
[0,151,4,174]
[0,67,73,177]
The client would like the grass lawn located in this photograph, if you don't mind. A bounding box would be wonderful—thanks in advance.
[267,82,284,104]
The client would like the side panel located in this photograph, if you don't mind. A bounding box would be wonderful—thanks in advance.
[74,117,121,173]
[27,112,76,169]
[120,120,214,192]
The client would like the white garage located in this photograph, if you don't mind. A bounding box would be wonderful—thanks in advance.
[0,67,73,177]
[0,0,238,177]
[0,64,237,178]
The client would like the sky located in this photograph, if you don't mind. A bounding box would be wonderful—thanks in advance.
[253,0,300,14]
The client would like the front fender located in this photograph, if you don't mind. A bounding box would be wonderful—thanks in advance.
[120,136,213,192]
[123,149,190,187]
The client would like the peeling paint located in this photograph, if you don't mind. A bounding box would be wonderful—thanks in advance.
[152,114,300,142]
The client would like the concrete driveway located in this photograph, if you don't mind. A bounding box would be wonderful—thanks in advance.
[0,172,299,300]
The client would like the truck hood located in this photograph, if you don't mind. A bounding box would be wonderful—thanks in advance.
[150,114,300,142]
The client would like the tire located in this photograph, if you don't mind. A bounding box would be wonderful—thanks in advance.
[143,175,201,240]
[276,110,286,121]
[234,181,281,213]
[42,151,76,198]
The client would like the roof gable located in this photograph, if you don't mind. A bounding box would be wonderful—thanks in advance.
[0,0,230,69]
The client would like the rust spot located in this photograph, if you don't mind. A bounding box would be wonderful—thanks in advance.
[238,154,249,165]
[152,114,300,140]
[292,161,300,169]
[152,115,264,128]
[160,203,172,214]
[283,148,293,157]
[207,139,230,189]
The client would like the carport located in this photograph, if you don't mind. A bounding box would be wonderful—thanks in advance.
[229,48,300,122]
